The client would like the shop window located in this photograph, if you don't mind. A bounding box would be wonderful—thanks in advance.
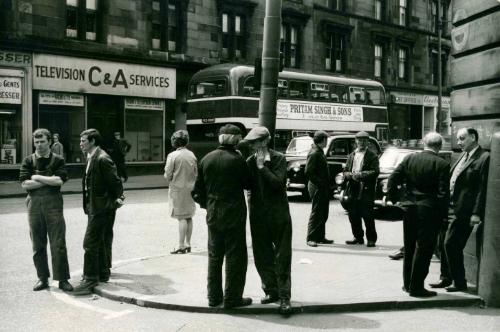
[325,32,346,73]
[398,47,409,82]
[151,0,183,53]
[37,92,86,163]
[399,0,407,26]
[281,23,300,68]
[125,107,163,162]
[65,0,99,41]
[0,107,22,165]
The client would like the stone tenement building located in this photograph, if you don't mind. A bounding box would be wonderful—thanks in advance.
[0,0,451,173]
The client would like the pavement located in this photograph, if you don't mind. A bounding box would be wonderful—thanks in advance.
[0,175,483,315]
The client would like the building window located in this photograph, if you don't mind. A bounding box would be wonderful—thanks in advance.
[86,0,97,41]
[374,43,383,78]
[398,47,408,81]
[66,0,78,38]
[431,1,448,34]
[399,0,407,26]
[152,0,181,52]
[430,49,447,85]
[65,0,99,41]
[317,0,343,10]
[221,12,246,60]
[281,23,300,68]
[325,32,346,73]
[375,0,383,20]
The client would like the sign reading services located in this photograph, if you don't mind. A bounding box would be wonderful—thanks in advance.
[0,77,22,104]
[33,54,176,99]
[277,101,363,122]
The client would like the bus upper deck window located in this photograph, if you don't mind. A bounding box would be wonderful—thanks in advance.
[349,86,366,104]
[278,79,288,98]
[330,84,349,103]
[365,87,385,105]
[289,80,308,99]
[311,82,330,101]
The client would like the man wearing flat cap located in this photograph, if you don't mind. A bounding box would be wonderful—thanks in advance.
[244,126,293,316]
[342,131,379,247]
[192,124,252,309]
[305,130,333,247]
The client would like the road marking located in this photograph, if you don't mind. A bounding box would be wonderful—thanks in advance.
[49,256,166,319]
[51,290,134,319]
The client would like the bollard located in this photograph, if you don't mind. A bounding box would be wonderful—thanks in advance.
[478,132,500,306]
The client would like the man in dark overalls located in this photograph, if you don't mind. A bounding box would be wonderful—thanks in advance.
[19,128,73,292]
[244,126,293,316]
[193,124,252,309]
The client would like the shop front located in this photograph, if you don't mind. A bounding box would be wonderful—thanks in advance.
[388,91,450,146]
[0,50,32,171]
[32,54,176,167]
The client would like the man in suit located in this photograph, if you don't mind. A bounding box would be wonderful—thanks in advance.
[387,132,450,297]
[305,130,333,247]
[343,131,379,247]
[73,129,124,295]
[192,124,252,309]
[429,127,490,292]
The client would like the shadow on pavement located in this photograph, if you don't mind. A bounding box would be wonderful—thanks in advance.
[108,272,176,296]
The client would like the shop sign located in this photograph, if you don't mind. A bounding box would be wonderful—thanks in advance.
[0,76,22,104]
[276,101,363,122]
[390,92,423,105]
[423,95,451,108]
[39,92,84,107]
[0,50,31,67]
[125,98,164,110]
[33,54,176,99]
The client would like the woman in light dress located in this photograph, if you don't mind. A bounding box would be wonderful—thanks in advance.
[164,130,198,254]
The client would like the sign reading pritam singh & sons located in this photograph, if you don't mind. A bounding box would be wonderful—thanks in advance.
[277,101,363,122]
[33,54,176,99]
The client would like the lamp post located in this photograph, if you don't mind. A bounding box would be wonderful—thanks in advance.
[436,0,443,133]
[258,0,282,147]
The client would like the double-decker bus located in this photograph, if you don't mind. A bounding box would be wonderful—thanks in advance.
[186,63,389,157]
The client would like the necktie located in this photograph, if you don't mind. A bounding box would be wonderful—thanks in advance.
[450,152,468,195]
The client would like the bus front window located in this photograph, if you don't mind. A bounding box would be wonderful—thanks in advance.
[365,87,385,105]
[189,80,227,99]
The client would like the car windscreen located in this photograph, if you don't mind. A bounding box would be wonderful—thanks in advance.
[286,138,313,155]
[379,149,414,170]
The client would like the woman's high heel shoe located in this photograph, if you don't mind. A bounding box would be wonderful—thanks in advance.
[170,247,188,254]
[185,246,191,253]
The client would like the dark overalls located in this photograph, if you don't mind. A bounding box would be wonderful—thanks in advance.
[21,153,70,281]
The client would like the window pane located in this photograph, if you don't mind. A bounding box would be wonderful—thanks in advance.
[375,0,382,20]
[289,81,308,99]
[291,27,297,44]
[366,87,385,105]
[310,82,330,100]
[349,86,366,103]
[189,80,227,99]
[375,59,381,77]
[66,7,77,32]
[235,15,241,34]
[222,13,228,33]
[168,4,177,27]
[86,0,97,10]
[152,0,160,12]
[278,79,288,98]
[168,27,177,52]
[66,0,77,6]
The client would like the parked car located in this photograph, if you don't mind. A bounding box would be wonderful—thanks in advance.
[334,147,452,210]
[285,134,382,199]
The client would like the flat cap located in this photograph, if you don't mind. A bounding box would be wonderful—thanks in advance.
[219,124,242,135]
[314,130,328,140]
[244,126,270,141]
[355,131,370,139]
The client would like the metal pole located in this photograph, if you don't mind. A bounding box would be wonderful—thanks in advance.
[258,0,282,147]
[436,0,442,132]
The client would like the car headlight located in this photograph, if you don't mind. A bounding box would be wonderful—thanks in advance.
[381,178,389,193]
[292,162,301,172]
[335,172,344,185]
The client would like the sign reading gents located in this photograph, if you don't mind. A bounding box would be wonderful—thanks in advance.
[32,54,176,99]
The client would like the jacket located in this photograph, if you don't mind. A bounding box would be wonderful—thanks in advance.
[451,147,489,220]
[343,148,379,201]
[82,147,124,215]
[305,144,329,189]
